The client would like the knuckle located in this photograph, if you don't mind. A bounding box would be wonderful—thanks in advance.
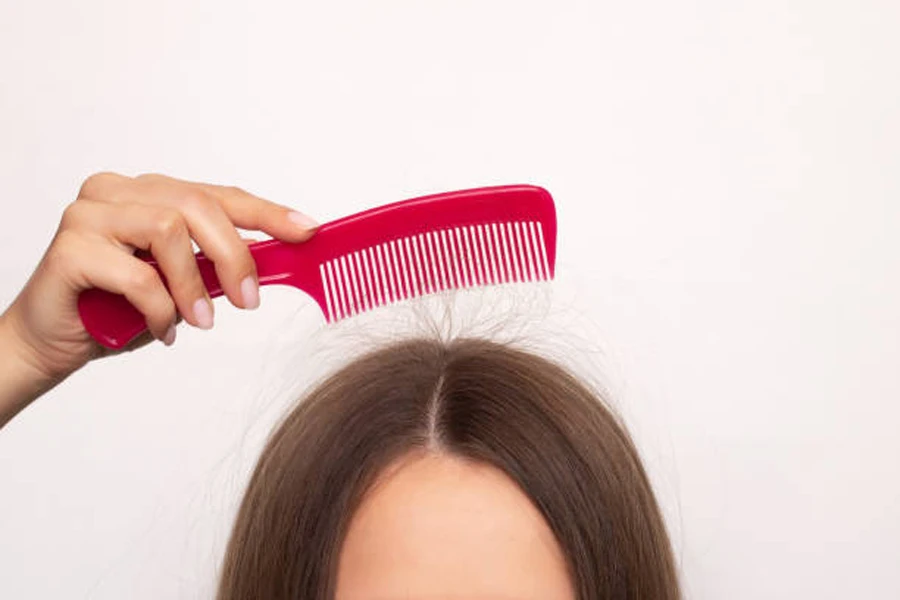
[154,209,187,242]
[59,202,86,230]
[78,172,117,198]
[177,189,215,213]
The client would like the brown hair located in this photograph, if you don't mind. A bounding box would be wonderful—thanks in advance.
[218,338,680,599]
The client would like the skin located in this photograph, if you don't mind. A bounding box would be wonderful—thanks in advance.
[0,172,318,427]
[336,452,576,600]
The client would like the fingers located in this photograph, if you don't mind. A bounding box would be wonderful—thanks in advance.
[174,189,260,310]
[55,231,177,343]
[70,171,319,331]
[199,183,319,243]
[77,171,131,201]
[79,179,262,311]
[126,174,319,242]
[62,200,214,329]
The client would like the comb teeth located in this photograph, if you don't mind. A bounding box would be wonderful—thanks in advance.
[317,220,552,322]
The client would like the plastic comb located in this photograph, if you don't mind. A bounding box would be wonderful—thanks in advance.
[77,184,557,349]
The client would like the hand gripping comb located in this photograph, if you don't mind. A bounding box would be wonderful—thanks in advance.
[78,184,557,349]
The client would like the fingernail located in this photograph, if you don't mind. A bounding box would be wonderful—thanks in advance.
[193,298,214,329]
[241,276,260,309]
[288,211,319,230]
[163,324,177,346]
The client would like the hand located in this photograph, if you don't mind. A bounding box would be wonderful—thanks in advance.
[0,172,318,426]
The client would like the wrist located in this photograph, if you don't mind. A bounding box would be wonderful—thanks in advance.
[0,310,57,427]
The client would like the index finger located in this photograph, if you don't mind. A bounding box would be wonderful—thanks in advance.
[199,183,319,243]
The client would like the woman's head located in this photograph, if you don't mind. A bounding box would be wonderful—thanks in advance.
[218,338,679,599]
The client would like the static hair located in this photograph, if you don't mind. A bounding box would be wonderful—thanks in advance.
[217,338,680,599]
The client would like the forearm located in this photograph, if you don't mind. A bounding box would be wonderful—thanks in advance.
[0,313,55,428]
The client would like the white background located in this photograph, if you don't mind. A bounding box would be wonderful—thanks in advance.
[1,1,899,598]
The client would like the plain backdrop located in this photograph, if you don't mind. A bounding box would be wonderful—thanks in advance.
[1,1,899,598]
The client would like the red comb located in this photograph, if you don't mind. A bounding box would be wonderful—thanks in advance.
[77,184,557,349]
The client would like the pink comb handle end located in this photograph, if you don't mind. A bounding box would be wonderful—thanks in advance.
[78,288,148,350]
